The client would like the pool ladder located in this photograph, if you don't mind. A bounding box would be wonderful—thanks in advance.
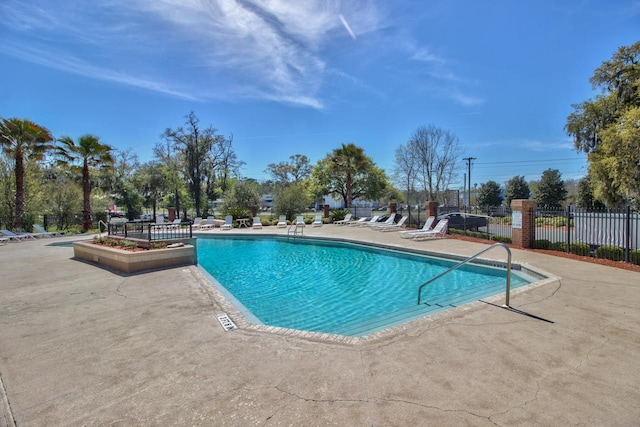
[287,223,304,238]
[417,243,512,307]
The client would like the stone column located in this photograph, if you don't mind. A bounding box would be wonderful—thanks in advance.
[510,199,536,248]
[168,207,176,222]
[388,202,397,214]
[425,201,439,218]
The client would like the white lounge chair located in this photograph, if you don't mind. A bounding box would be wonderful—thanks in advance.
[346,217,368,226]
[333,213,352,225]
[374,215,408,232]
[252,217,263,229]
[365,213,396,228]
[295,216,305,227]
[277,215,288,228]
[221,215,234,230]
[350,216,379,227]
[191,217,203,229]
[312,215,323,227]
[405,219,448,240]
[0,236,8,245]
[399,216,436,238]
[33,224,62,237]
[165,218,182,229]
[0,229,36,241]
[201,216,224,229]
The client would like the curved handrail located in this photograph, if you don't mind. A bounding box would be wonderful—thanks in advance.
[417,243,512,307]
[287,223,304,237]
[98,220,109,237]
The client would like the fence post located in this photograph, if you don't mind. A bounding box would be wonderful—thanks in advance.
[625,205,631,263]
[566,205,572,254]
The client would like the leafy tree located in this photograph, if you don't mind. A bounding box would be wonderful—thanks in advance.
[45,176,83,230]
[477,180,503,207]
[162,112,240,216]
[221,180,261,215]
[265,154,312,188]
[0,117,55,229]
[504,175,531,206]
[393,143,419,216]
[136,161,166,220]
[575,176,605,210]
[273,182,312,221]
[56,134,114,231]
[534,169,567,208]
[404,124,461,203]
[565,41,640,206]
[153,137,185,216]
[312,143,388,207]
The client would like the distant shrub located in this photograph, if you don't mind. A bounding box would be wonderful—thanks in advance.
[226,208,251,220]
[595,245,623,261]
[330,209,350,222]
[533,239,551,250]
[150,242,167,249]
[630,250,640,265]
[570,242,591,256]
[492,234,512,244]
[549,242,567,252]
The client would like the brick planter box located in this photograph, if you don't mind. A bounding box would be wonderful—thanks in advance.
[73,239,197,274]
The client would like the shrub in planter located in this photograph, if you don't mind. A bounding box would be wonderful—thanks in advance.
[330,209,350,222]
[595,245,623,261]
[570,242,591,256]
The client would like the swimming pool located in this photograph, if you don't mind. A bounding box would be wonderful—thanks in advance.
[198,236,535,337]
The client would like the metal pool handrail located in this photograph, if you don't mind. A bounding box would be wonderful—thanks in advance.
[416,243,512,306]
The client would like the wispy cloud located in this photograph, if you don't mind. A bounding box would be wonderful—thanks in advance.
[0,0,383,109]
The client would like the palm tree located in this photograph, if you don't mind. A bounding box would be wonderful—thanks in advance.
[0,117,55,229]
[57,134,114,231]
[330,143,371,208]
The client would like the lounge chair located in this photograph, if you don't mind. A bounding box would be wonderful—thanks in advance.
[277,215,287,228]
[365,213,396,228]
[221,215,234,230]
[201,216,224,229]
[165,218,182,229]
[0,229,36,241]
[346,217,368,226]
[399,216,436,238]
[0,236,8,245]
[404,219,448,240]
[333,213,352,225]
[33,224,62,237]
[312,215,323,227]
[357,215,382,227]
[295,216,305,227]
[252,217,263,229]
[191,217,203,229]
[374,215,408,232]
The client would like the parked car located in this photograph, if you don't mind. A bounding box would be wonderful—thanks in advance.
[438,213,487,231]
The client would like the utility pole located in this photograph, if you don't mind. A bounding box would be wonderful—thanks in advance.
[463,157,476,207]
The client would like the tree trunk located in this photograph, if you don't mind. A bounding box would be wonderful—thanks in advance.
[14,152,24,229]
[82,162,92,231]
[346,171,353,208]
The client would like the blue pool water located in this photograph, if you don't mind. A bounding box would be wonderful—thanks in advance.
[197,236,534,337]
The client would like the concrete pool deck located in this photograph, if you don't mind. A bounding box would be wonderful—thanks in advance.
[1,226,639,425]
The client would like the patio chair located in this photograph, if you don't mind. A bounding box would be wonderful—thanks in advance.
[346,217,368,226]
[191,217,203,229]
[295,216,305,227]
[221,215,234,230]
[364,213,396,228]
[0,229,36,242]
[404,219,448,241]
[399,216,436,238]
[252,217,263,229]
[33,224,62,237]
[277,215,287,228]
[333,213,352,225]
[201,216,224,229]
[355,215,380,227]
[312,215,323,227]
[374,215,408,232]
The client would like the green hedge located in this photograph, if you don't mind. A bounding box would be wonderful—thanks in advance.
[569,242,591,256]
[594,245,624,261]
[630,250,640,265]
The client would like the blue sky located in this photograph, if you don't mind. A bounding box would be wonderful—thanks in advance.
[1,0,639,189]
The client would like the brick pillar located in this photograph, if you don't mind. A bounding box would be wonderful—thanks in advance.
[511,199,536,248]
[168,207,176,222]
[425,201,439,218]
[323,204,330,218]
[388,203,397,214]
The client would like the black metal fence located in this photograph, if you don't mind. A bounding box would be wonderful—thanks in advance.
[445,205,640,265]
[107,221,192,241]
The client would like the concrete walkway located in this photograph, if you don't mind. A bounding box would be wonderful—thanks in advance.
[1,227,639,426]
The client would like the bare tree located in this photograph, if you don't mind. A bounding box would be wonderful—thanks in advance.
[407,125,461,203]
